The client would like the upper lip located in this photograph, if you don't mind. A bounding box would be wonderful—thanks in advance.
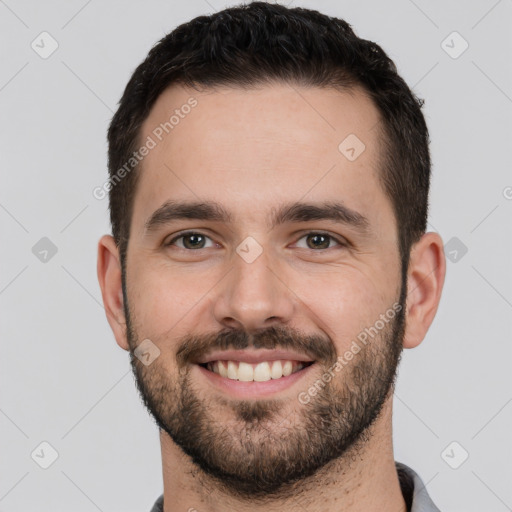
[195,349,315,365]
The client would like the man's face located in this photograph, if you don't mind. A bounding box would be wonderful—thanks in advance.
[123,84,404,496]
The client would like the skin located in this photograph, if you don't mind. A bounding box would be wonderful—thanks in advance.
[97,83,446,512]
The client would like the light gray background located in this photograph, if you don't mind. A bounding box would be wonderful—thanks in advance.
[1,0,511,510]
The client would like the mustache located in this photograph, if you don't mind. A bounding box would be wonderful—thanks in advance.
[175,324,337,368]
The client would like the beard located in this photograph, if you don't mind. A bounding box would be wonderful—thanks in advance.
[123,282,406,500]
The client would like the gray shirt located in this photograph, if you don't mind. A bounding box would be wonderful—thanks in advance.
[149,461,440,511]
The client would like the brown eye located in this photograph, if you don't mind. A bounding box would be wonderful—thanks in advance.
[306,234,330,249]
[295,232,344,250]
[167,232,214,250]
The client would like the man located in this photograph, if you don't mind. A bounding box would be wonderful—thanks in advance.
[97,2,446,511]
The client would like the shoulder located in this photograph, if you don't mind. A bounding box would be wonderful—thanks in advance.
[395,461,441,512]
[149,494,164,512]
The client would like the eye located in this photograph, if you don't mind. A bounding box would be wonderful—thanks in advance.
[165,231,346,251]
[166,232,216,250]
[294,232,345,250]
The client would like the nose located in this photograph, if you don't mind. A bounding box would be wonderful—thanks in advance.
[212,245,296,332]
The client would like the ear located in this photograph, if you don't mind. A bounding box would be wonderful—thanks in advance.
[97,234,130,351]
[403,231,446,349]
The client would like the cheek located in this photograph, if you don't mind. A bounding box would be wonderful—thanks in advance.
[127,261,211,340]
[293,265,397,349]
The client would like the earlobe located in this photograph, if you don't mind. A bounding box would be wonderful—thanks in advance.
[403,232,446,349]
[97,235,130,351]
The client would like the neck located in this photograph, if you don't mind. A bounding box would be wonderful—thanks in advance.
[159,397,405,512]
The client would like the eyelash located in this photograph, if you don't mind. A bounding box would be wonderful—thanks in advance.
[166,231,347,251]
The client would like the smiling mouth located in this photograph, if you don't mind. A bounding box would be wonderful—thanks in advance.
[198,359,314,382]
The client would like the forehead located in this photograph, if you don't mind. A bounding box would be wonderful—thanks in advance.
[132,82,392,237]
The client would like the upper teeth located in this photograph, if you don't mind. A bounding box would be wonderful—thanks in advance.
[206,360,307,381]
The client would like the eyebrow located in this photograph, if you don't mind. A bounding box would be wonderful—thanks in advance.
[144,199,371,236]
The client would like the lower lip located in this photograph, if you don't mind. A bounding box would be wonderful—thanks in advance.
[194,363,316,399]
